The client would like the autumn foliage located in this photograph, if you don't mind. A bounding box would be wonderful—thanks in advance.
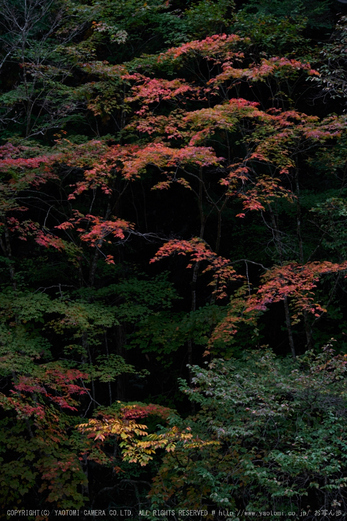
[0,0,347,517]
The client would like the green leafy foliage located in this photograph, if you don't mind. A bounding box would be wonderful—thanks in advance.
[0,0,346,514]
[150,345,347,513]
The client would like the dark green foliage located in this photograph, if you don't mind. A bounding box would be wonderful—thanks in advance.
[150,346,347,514]
[0,0,346,516]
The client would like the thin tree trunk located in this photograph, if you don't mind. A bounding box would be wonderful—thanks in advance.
[269,207,296,359]
[295,168,313,350]
[284,296,296,361]
[104,329,112,406]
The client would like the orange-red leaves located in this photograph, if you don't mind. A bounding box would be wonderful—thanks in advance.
[76,215,132,246]
[55,214,133,247]
[209,57,318,89]
[120,403,172,420]
[158,34,245,63]
[122,143,221,180]
[36,231,67,251]
[3,366,89,420]
[151,238,241,299]
[125,77,197,116]
[247,261,347,318]
[245,57,319,81]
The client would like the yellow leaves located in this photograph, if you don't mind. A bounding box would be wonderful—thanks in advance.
[77,417,148,441]
[77,416,219,467]
[121,427,218,466]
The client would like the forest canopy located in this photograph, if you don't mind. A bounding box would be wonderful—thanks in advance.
[0,0,347,519]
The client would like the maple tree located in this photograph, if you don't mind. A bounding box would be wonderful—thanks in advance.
[0,0,347,516]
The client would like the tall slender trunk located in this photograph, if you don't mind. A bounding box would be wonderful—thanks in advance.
[187,168,205,386]
[187,261,200,384]
[104,329,112,406]
[116,325,127,401]
[295,169,313,350]
[83,332,96,411]
[0,224,17,290]
[269,207,296,360]
[284,296,296,361]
